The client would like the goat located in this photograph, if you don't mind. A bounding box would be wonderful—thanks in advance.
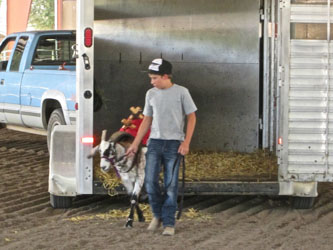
[88,130,146,228]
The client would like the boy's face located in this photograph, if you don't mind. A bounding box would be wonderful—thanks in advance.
[149,74,169,89]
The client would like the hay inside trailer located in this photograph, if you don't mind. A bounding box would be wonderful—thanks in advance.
[93,150,278,196]
[184,150,277,181]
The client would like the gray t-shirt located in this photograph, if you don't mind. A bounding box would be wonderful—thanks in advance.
[143,84,197,141]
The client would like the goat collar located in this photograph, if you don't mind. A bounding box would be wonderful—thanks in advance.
[101,155,116,164]
[102,147,133,173]
[114,146,141,173]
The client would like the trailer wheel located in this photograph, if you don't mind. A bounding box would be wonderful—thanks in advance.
[50,194,72,208]
[0,123,5,129]
[47,108,66,150]
[292,197,315,209]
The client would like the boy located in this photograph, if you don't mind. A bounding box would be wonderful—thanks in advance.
[126,58,197,236]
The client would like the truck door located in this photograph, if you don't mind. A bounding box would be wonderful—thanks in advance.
[2,36,29,125]
[0,36,17,123]
[278,0,333,182]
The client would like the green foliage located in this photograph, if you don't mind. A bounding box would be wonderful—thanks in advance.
[28,0,54,30]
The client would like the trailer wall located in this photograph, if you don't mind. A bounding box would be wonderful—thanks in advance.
[93,0,261,152]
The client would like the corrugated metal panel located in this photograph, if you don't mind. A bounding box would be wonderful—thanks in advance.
[291,4,333,23]
[283,2,333,181]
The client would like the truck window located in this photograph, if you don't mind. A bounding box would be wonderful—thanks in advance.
[10,36,29,72]
[32,35,76,66]
[0,37,16,71]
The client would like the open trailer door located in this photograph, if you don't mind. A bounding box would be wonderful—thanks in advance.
[49,0,94,208]
[278,0,333,207]
[75,0,94,195]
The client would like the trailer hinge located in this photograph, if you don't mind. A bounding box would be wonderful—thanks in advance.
[277,156,281,165]
[268,22,273,38]
[259,9,265,21]
[259,118,263,130]
[279,0,288,9]
[82,53,91,70]
[278,66,285,87]
[277,144,283,164]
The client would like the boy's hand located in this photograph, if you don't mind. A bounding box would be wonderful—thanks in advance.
[126,144,138,156]
[178,141,190,155]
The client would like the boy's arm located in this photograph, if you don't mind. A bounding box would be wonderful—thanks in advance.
[178,112,196,155]
[126,116,152,155]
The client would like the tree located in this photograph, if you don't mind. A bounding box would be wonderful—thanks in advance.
[28,0,54,30]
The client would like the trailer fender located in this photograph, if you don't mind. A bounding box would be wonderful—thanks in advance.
[279,181,318,197]
[48,125,77,197]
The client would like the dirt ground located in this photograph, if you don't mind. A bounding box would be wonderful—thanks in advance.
[1,128,333,250]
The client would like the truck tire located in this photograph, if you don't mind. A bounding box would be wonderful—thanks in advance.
[0,123,5,129]
[50,194,72,208]
[292,197,315,209]
[47,108,66,150]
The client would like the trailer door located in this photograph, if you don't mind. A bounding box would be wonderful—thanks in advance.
[278,0,333,182]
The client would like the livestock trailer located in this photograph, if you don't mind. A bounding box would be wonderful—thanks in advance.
[49,0,333,209]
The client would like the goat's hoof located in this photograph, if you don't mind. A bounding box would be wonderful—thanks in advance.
[125,221,133,228]
[138,216,145,222]
[125,223,133,228]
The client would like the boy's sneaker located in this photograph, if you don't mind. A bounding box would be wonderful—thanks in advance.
[162,227,175,236]
[147,217,161,231]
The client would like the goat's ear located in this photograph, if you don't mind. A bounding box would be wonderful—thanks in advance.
[87,145,99,159]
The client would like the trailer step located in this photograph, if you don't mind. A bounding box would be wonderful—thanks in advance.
[93,181,279,196]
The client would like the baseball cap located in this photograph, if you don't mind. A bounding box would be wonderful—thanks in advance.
[148,58,172,75]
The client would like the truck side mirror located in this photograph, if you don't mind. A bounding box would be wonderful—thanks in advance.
[71,44,78,59]
[0,61,8,71]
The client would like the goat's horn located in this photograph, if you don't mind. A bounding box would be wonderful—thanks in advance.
[101,130,107,141]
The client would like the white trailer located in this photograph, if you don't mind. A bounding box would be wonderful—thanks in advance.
[49,0,333,209]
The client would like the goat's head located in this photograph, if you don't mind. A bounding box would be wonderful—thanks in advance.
[87,130,118,173]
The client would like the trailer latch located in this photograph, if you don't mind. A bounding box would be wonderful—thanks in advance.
[82,53,91,70]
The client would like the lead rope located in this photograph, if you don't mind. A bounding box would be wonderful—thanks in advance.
[177,155,185,220]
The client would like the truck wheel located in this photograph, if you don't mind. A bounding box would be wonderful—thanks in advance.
[292,197,315,209]
[50,194,72,208]
[47,108,66,149]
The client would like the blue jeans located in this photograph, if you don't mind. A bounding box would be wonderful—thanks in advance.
[145,139,181,227]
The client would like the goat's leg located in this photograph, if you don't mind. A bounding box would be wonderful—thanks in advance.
[125,194,137,228]
[136,201,145,222]
[132,163,146,223]
[121,177,135,228]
